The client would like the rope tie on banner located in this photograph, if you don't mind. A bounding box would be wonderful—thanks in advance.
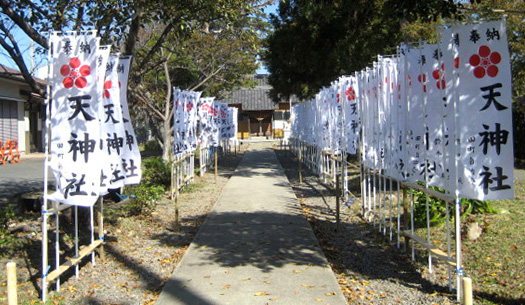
[116,193,136,201]
[99,234,105,241]
[42,210,57,215]
[344,198,356,207]
[456,267,464,276]
[42,265,51,279]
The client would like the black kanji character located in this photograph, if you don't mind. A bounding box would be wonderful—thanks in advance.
[79,41,91,53]
[68,132,96,163]
[100,170,108,187]
[110,166,125,183]
[470,29,481,43]
[125,130,135,150]
[64,173,87,198]
[106,61,114,72]
[117,64,124,73]
[68,95,95,121]
[480,83,507,111]
[418,55,426,66]
[453,33,460,46]
[486,28,500,41]
[479,166,511,195]
[63,40,73,55]
[433,48,443,60]
[479,123,509,155]
[419,160,437,179]
[106,133,123,155]
[350,103,357,114]
[104,104,119,123]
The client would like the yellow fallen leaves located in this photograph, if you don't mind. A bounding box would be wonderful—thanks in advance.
[325,292,336,296]
[301,284,315,288]
[254,291,270,296]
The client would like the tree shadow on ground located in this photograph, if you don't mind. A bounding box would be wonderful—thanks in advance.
[274,147,525,305]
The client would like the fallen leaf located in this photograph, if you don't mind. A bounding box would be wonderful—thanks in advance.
[325,292,336,296]
[222,285,230,290]
[293,270,302,274]
[203,275,211,279]
[254,291,269,296]
[301,284,315,288]
[264,281,271,284]
[242,278,251,281]
[314,298,323,302]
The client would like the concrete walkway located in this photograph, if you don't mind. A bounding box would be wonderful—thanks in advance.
[0,153,50,203]
[156,146,347,305]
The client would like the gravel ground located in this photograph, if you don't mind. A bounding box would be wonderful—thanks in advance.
[0,145,246,304]
[274,147,459,305]
[3,142,460,304]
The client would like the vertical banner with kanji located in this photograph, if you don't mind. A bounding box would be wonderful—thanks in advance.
[173,89,201,155]
[99,54,126,191]
[117,56,142,185]
[456,20,514,200]
[48,32,101,206]
[342,75,360,154]
[406,45,426,183]
[198,97,217,147]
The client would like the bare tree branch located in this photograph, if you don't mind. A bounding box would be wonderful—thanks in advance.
[0,20,44,96]
[0,0,48,48]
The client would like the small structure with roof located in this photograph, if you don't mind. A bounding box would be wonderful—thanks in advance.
[220,74,296,140]
[0,65,45,155]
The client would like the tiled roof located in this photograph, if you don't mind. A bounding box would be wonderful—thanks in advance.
[220,74,284,111]
[0,64,46,85]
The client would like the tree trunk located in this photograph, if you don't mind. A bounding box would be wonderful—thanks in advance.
[161,49,173,162]
[162,120,171,161]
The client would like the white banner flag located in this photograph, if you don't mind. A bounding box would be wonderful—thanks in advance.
[48,32,102,206]
[99,54,126,191]
[117,56,142,185]
[456,20,514,200]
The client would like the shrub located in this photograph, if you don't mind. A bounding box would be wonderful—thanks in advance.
[123,184,164,216]
[0,204,24,255]
[142,157,171,189]
[142,139,162,152]
[412,183,499,227]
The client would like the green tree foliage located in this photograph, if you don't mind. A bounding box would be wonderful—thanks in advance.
[263,0,462,101]
[1,0,271,159]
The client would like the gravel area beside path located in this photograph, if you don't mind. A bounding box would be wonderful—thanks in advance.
[3,142,460,304]
[0,146,246,304]
[274,147,459,305]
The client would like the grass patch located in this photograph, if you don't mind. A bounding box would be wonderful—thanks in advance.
[180,180,206,194]
[412,182,525,304]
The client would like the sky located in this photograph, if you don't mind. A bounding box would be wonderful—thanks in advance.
[256,1,279,75]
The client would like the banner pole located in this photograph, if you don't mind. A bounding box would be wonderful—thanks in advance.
[41,31,54,303]
[75,205,79,278]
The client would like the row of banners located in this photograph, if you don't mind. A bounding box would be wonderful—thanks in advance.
[291,19,514,201]
[173,90,238,156]
[47,31,142,206]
